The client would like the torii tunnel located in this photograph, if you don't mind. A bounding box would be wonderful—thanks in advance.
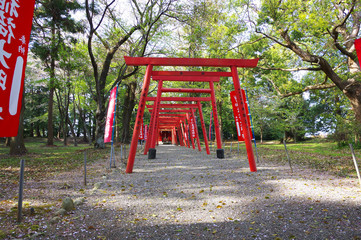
[124,56,259,173]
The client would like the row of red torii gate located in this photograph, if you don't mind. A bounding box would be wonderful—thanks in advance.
[122,56,259,173]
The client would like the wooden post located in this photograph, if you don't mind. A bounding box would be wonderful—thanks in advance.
[231,66,256,172]
[197,102,210,155]
[283,140,293,173]
[209,80,224,158]
[349,144,361,187]
[84,151,87,186]
[191,108,202,151]
[187,113,195,149]
[17,159,25,223]
[126,64,153,173]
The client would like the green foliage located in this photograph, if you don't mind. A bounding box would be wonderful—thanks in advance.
[31,0,83,62]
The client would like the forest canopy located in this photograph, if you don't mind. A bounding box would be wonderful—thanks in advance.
[10,0,360,153]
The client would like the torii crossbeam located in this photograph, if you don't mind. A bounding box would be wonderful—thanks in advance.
[124,56,259,173]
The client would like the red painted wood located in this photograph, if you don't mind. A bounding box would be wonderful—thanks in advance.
[144,109,155,155]
[146,97,211,102]
[177,125,184,146]
[150,80,163,149]
[158,114,187,117]
[180,121,186,146]
[161,88,212,94]
[191,108,202,152]
[149,108,192,113]
[152,76,220,82]
[126,65,153,173]
[152,71,232,77]
[147,104,199,108]
[209,81,223,150]
[187,113,196,149]
[124,56,259,67]
[231,66,257,172]
[197,102,210,155]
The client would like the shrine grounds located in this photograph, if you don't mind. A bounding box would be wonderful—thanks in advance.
[0,138,361,239]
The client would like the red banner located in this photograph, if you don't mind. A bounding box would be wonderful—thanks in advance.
[144,124,148,140]
[230,90,252,141]
[209,112,212,140]
[139,120,144,140]
[0,0,36,137]
[183,124,188,141]
[190,117,196,138]
[230,91,244,141]
[355,38,361,68]
[104,87,117,143]
[241,89,252,135]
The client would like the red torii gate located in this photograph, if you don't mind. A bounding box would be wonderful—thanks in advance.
[145,104,202,154]
[124,56,259,173]
[145,84,219,159]
[148,105,209,153]
[148,110,203,151]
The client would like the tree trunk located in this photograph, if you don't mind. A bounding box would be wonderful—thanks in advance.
[63,118,68,146]
[47,78,55,145]
[78,107,91,144]
[120,81,137,143]
[67,118,78,146]
[10,97,27,155]
[5,137,10,147]
[35,124,41,137]
[29,123,34,137]
[47,23,56,146]
[94,101,106,148]
[343,82,361,123]
[92,117,96,142]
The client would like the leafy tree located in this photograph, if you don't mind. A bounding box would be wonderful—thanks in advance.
[236,0,361,133]
[31,0,83,146]
[85,0,176,148]
[24,56,48,138]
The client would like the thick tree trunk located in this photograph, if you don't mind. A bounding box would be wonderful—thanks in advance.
[5,137,10,147]
[94,101,106,148]
[47,83,54,145]
[63,119,67,145]
[66,117,78,146]
[10,97,27,155]
[344,81,361,123]
[92,117,96,142]
[78,108,91,144]
[29,123,34,137]
[120,82,137,143]
[35,125,41,137]
[47,25,56,146]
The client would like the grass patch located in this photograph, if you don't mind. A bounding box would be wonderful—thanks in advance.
[225,139,361,177]
[0,138,109,182]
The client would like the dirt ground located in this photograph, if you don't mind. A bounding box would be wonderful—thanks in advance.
[1,144,361,239]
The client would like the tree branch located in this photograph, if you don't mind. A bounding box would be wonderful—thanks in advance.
[255,29,290,48]
[94,31,110,50]
[266,77,336,98]
[328,0,358,60]
[94,0,116,33]
[258,66,322,72]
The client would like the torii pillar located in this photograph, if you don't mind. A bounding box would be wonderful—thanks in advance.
[124,57,259,173]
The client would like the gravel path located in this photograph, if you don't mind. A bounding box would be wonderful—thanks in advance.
[19,144,361,239]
